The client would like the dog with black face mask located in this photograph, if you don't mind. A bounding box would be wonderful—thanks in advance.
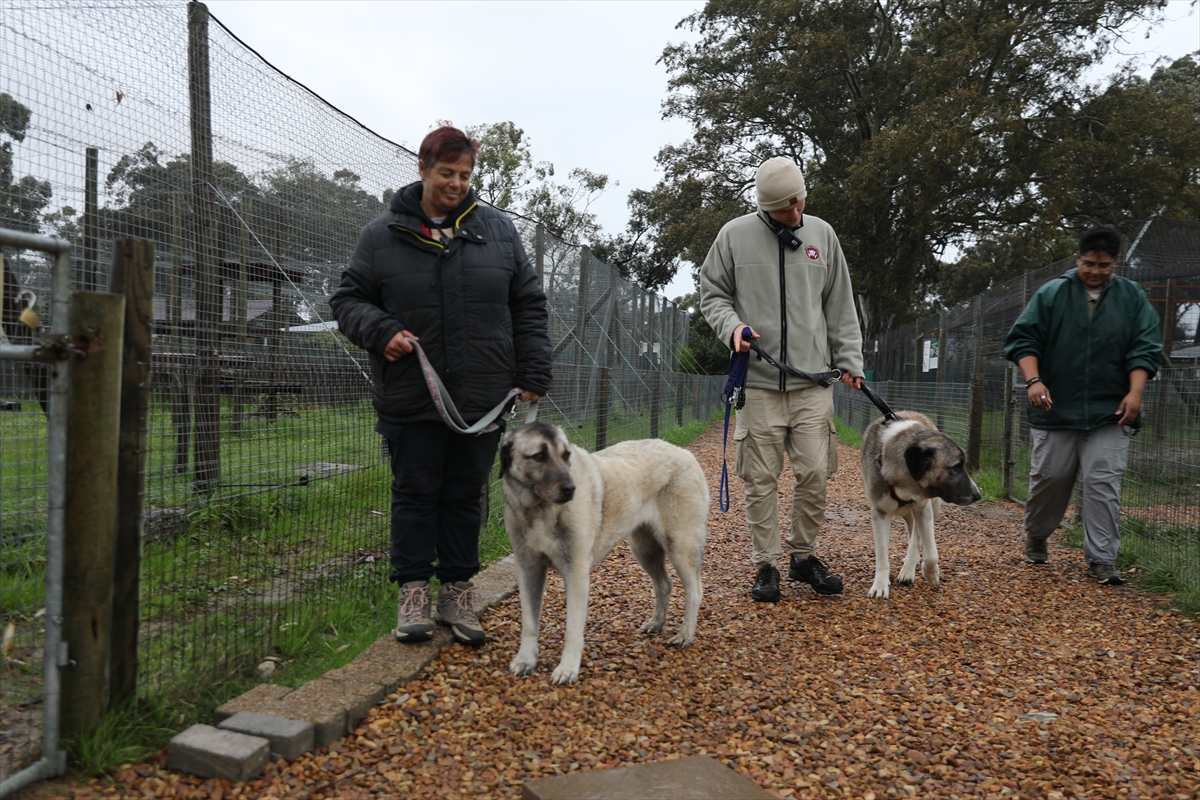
[860,411,981,599]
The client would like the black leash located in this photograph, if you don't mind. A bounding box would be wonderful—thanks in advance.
[860,381,900,423]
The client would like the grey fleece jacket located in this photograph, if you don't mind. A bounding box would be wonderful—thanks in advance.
[699,210,864,391]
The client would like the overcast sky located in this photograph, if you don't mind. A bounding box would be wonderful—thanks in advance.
[203,0,1198,299]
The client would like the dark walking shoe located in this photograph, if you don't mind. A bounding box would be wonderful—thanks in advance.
[1088,563,1126,586]
[790,554,844,595]
[394,581,434,642]
[435,581,486,646]
[1025,534,1049,564]
[751,563,781,603]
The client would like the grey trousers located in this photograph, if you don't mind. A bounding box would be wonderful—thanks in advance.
[1025,424,1132,566]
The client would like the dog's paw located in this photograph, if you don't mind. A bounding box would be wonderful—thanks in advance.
[896,562,917,585]
[509,653,538,676]
[550,663,580,684]
[666,630,694,647]
[923,560,940,586]
[867,579,891,599]
[638,618,665,635]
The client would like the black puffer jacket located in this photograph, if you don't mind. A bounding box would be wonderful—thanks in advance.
[330,182,552,426]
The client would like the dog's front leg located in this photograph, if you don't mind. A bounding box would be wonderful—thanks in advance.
[896,506,921,585]
[914,501,939,587]
[551,562,590,684]
[510,556,548,677]
[867,509,893,599]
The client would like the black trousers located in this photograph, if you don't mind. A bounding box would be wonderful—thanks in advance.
[380,420,501,585]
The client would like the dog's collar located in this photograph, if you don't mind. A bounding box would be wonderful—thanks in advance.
[877,451,915,507]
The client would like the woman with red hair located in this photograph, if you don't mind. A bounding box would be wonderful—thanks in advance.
[332,126,553,647]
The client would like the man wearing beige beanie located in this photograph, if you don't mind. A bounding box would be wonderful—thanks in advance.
[700,156,865,602]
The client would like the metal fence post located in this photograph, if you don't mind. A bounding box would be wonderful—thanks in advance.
[108,238,154,706]
[967,297,984,471]
[61,290,126,741]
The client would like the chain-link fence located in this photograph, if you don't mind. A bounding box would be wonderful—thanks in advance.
[0,0,723,782]
[838,216,1200,603]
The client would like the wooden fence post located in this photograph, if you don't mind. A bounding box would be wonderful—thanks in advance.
[967,297,984,471]
[574,248,590,418]
[61,290,126,738]
[108,238,154,705]
[189,0,221,493]
[937,310,947,430]
[83,148,98,293]
[649,295,661,439]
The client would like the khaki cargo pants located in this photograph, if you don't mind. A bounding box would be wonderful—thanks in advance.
[734,385,837,568]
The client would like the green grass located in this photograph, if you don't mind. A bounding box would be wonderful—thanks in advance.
[64,569,397,774]
[833,417,862,449]
[1060,517,1199,617]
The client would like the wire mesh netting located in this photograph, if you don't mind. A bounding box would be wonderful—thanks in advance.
[0,0,724,777]
[841,216,1200,601]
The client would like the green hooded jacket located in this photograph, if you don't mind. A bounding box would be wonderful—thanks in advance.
[1003,268,1161,430]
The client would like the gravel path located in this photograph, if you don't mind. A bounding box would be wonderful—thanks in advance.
[35,425,1200,799]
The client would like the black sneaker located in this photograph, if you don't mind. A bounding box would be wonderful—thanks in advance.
[1088,563,1126,586]
[789,554,844,595]
[751,563,781,602]
[1025,533,1049,564]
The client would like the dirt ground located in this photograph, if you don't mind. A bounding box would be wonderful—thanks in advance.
[21,425,1200,799]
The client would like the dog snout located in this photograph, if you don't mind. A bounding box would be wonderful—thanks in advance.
[555,481,576,503]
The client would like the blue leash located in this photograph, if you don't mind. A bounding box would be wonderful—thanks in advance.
[718,335,751,512]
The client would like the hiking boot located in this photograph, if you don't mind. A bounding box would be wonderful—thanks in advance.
[435,581,486,646]
[789,554,844,595]
[1025,533,1049,564]
[394,581,434,642]
[751,563,781,603]
[1088,563,1126,586]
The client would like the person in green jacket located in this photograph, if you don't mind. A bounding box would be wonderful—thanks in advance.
[700,157,865,603]
[1003,227,1162,585]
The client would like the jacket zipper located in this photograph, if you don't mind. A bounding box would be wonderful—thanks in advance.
[778,237,788,392]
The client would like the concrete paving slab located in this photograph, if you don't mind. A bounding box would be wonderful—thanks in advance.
[167,724,270,783]
[519,755,775,800]
[305,674,386,727]
[212,683,293,724]
[216,712,314,761]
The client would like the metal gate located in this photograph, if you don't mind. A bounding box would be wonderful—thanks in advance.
[0,229,71,797]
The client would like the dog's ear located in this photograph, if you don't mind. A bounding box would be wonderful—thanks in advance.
[499,438,513,474]
[904,444,934,481]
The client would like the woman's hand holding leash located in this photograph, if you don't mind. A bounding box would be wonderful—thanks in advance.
[385,330,418,362]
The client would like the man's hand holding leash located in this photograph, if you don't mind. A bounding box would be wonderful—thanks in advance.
[734,322,862,390]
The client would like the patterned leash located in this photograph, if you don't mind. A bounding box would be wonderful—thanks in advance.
[407,337,537,434]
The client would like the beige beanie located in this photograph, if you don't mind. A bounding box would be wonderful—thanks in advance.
[755,157,807,211]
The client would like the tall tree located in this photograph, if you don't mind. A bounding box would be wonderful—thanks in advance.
[636,0,1180,331]
[0,93,52,234]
